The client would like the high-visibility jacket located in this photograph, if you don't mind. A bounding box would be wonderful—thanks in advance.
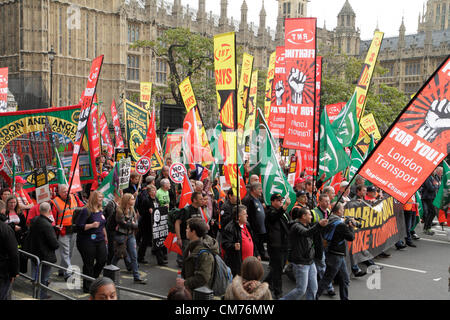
[312,207,329,223]
[51,195,78,227]
[403,196,416,212]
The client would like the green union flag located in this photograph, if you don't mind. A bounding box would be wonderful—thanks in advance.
[209,121,223,180]
[98,163,118,206]
[348,148,363,181]
[256,110,296,211]
[319,110,351,181]
[433,161,449,211]
[332,93,359,148]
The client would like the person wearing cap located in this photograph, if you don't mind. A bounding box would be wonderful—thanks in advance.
[364,186,378,202]
[294,191,308,209]
[294,178,306,193]
[13,176,33,216]
[264,193,291,299]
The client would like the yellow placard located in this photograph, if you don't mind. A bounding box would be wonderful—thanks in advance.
[237,53,254,133]
[356,113,381,154]
[264,51,276,121]
[179,78,197,113]
[355,31,384,119]
[214,32,237,130]
[244,70,259,139]
[140,82,152,110]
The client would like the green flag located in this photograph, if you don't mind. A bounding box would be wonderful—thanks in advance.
[256,110,296,212]
[433,161,449,211]
[319,110,351,181]
[55,147,68,186]
[348,148,364,181]
[332,93,360,147]
[98,164,118,206]
[412,191,424,231]
[364,135,376,187]
[11,154,17,193]
[209,121,223,180]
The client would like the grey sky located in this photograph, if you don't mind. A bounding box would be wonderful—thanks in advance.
[182,0,428,40]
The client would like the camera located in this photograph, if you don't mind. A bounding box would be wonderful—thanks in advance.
[344,216,364,229]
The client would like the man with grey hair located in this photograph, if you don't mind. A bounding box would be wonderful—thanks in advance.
[156,178,171,207]
[29,202,60,299]
[156,166,176,208]
[242,182,269,261]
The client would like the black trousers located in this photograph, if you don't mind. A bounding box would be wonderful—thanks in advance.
[77,240,107,292]
[254,233,268,258]
[264,247,287,297]
[137,230,152,262]
[422,199,436,230]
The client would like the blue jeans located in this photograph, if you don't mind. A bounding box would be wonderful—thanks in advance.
[0,278,11,300]
[317,253,350,300]
[113,234,140,280]
[31,262,52,299]
[404,210,415,243]
[314,252,333,291]
[280,263,317,300]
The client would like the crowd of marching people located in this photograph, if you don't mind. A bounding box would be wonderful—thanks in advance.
[0,151,447,301]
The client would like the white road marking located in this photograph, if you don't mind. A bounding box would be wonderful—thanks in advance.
[375,263,427,274]
[419,238,450,245]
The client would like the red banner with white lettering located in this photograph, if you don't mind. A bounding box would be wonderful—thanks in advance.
[360,56,450,203]
[268,46,287,139]
[69,55,104,193]
[110,99,125,148]
[283,18,317,151]
[0,68,8,112]
[99,113,114,155]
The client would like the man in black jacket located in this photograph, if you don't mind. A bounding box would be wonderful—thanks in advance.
[280,207,328,300]
[316,203,356,300]
[242,183,268,260]
[0,217,19,300]
[29,202,60,299]
[421,173,440,235]
[264,194,291,299]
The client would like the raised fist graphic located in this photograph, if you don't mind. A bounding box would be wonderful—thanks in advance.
[275,80,285,106]
[288,68,307,105]
[416,99,450,142]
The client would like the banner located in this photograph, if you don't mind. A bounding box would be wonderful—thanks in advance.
[179,78,198,113]
[214,32,238,196]
[355,31,384,119]
[111,99,125,148]
[35,167,51,204]
[344,197,406,264]
[264,51,276,121]
[152,206,169,249]
[0,68,8,112]
[360,56,450,203]
[140,82,152,110]
[268,46,287,138]
[283,18,317,151]
[0,105,95,187]
[237,53,254,138]
[87,96,101,189]
[69,55,104,193]
[124,99,149,163]
[244,70,259,139]
[99,113,114,155]
[118,157,131,191]
[356,113,382,155]
[164,132,184,163]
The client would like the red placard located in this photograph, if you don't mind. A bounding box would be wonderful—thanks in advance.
[135,156,151,176]
[360,56,450,203]
[0,68,8,112]
[268,47,287,139]
[68,55,104,193]
[283,18,317,151]
[110,99,125,148]
[99,113,114,155]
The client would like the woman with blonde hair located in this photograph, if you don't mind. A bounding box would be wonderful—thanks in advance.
[75,190,107,293]
[112,193,146,284]
[224,256,272,300]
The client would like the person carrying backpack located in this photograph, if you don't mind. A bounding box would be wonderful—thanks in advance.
[316,203,356,301]
[176,218,220,293]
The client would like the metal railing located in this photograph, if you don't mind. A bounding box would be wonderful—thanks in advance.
[17,249,166,300]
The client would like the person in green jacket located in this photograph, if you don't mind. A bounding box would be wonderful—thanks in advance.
[176,218,219,293]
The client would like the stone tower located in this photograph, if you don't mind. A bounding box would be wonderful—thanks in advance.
[418,0,450,32]
[334,0,360,56]
[275,0,308,45]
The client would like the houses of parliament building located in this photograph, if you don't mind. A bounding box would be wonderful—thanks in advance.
[0,0,448,118]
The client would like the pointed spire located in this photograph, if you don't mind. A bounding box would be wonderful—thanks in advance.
[260,0,266,17]
[339,0,355,16]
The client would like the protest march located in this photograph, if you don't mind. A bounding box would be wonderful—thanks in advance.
[0,6,448,303]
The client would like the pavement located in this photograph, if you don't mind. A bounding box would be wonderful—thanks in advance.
[11,220,450,300]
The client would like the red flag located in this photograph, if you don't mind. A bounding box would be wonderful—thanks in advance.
[99,113,114,155]
[136,110,157,157]
[110,99,125,148]
[183,108,202,164]
[164,232,183,256]
[69,55,104,194]
[179,173,194,209]
[88,95,101,190]
[330,172,344,194]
